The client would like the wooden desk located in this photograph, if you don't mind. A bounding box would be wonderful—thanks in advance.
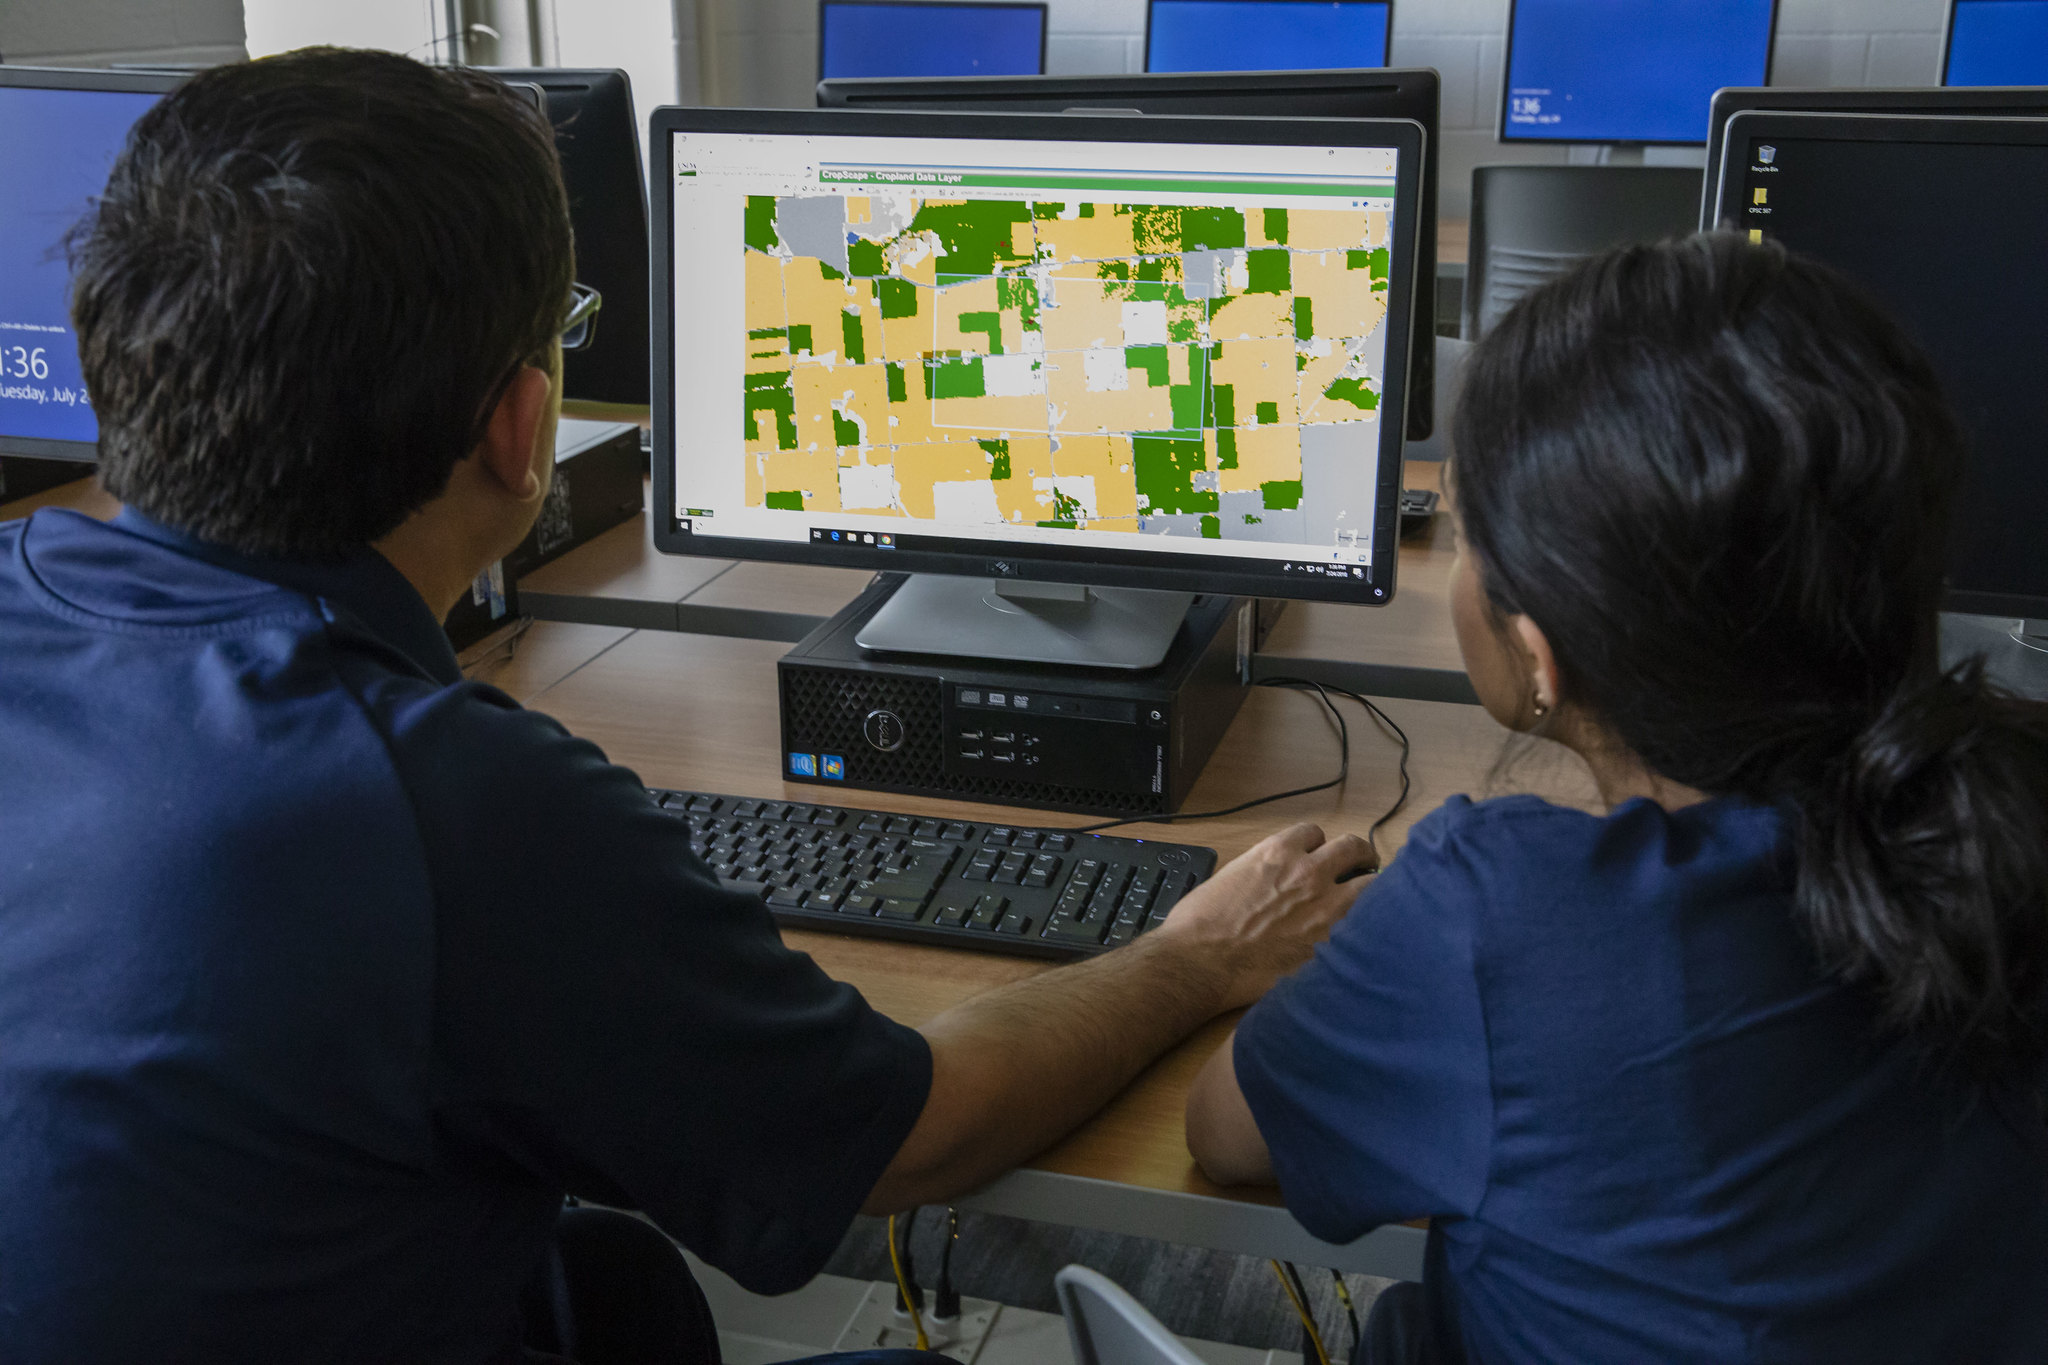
[0,472,117,524]
[514,621,1600,1276]
[519,461,1476,706]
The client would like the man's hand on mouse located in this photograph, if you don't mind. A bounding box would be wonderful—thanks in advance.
[1151,823,1374,1011]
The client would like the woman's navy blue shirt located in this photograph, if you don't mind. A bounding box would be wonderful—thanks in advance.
[1236,792,2048,1364]
[0,508,931,1364]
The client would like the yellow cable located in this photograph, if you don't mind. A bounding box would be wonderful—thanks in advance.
[887,1214,931,1351]
[1269,1259,1331,1365]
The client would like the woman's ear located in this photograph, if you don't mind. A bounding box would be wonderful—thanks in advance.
[1511,614,1562,719]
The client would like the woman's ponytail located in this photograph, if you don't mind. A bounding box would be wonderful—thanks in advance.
[1795,663,2048,1075]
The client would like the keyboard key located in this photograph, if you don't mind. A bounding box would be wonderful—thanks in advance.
[810,808,845,826]
[967,895,1007,932]
[858,814,889,833]
[961,852,998,883]
[841,893,882,917]
[912,818,943,838]
[933,899,972,928]
[1010,831,1041,849]
[1022,853,1063,889]
[687,795,722,812]
[885,816,916,835]
[940,823,973,841]
[721,879,769,899]
[877,899,925,923]
[994,850,1031,884]
[996,912,1033,936]
[732,800,764,818]
[1042,833,1074,851]
[983,828,1016,846]
[1042,914,1108,947]
[765,886,807,910]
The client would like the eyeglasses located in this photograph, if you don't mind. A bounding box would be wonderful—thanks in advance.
[561,283,602,352]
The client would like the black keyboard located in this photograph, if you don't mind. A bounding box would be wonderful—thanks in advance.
[652,789,1218,959]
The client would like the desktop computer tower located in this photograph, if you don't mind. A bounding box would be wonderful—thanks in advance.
[779,576,1252,818]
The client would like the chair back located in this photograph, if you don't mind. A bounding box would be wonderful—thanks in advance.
[1055,1264,1208,1365]
[1463,165,1702,340]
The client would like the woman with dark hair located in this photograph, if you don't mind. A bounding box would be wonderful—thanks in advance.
[1186,232,2048,1363]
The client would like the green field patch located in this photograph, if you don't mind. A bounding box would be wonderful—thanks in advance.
[1209,382,1235,431]
[848,238,887,277]
[1255,400,1280,424]
[1032,201,1065,220]
[1243,513,1261,525]
[1260,478,1302,510]
[744,370,797,450]
[745,196,780,254]
[1293,297,1314,342]
[877,277,920,320]
[1200,514,1220,539]
[1169,347,1210,432]
[1263,208,1289,245]
[1181,207,1246,252]
[786,324,813,355]
[841,309,866,364]
[908,200,1032,278]
[1347,246,1391,285]
[1246,248,1291,295]
[1216,428,1238,470]
[747,327,784,340]
[765,489,804,511]
[1323,376,1380,411]
[1038,487,1084,529]
[978,437,1012,480]
[929,356,986,400]
[1134,433,1217,517]
[1126,345,1170,388]
[820,261,845,281]
[957,310,1003,354]
[1080,203,1096,217]
[832,411,861,447]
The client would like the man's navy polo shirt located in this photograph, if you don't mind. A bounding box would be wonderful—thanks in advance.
[0,507,932,1364]
[1236,793,2048,1364]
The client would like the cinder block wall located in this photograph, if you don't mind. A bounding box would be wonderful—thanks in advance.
[0,0,245,67]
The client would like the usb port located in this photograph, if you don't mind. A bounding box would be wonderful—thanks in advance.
[991,752,1016,764]
[959,749,984,761]
[959,730,984,741]
[993,732,1016,744]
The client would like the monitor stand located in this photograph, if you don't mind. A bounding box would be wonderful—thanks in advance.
[2014,619,2048,655]
[854,573,1195,671]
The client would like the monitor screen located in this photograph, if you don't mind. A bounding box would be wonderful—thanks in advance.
[1717,112,2048,616]
[1145,1,1392,73]
[1945,0,2048,85]
[654,110,1420,604]
[1503,0,1777,144]
[820,2,1047,80]
[0,80,167,461]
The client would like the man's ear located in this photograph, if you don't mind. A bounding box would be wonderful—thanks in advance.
[474,364,554,501]
[1510,613,1562,716]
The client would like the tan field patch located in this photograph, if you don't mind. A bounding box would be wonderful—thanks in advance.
[745,252,790,338]
[755,443,845,512]
[1212,337,1299,426]
[1293,251,1390,342]
[1207,291,1293,341]
[1217,422,1303,493]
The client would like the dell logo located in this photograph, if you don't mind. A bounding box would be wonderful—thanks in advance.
[862,709,907,753]
[988,560,1017,576]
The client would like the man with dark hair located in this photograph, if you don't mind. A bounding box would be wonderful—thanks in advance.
[0,48,1368,1365]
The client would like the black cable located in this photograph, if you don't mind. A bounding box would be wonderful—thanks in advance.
[933,1206,961,1320]
[1282,1261,1332,1365]
[1330,1269,1362,1364]
[1068,678,1413,867]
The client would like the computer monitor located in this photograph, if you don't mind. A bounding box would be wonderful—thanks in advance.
[814,69,1442,442]
[818,1,1048,81]
[1144,1,1393,74]
[487,68,651,410]
[1501,0,1778,145]
[1699,85,2048,231]
[651,107,1424,666]
[1710,110,2048,619]
[0,67,181,464]
[1944,0,2048,86]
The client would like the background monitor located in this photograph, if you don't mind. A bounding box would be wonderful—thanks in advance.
[1700,85,2048,228]
[0,67,180,463]
[1501,0,1777,144]
[815,69,1442,442]
[1144,1,1393,74]
[651,106,1424,631]
[1712,110,2048,619]
[1943,0,2048,86]
[819,1,1048,80]
[488,68,650,410]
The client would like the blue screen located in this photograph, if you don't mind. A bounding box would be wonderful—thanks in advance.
[1947,0,2048,85]
[820,2,1045,79]
[0,85,162,450]
[1503,0,1775,143]
[1146,1,1391,72]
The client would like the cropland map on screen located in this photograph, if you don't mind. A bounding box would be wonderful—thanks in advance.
[740,191,1392,545]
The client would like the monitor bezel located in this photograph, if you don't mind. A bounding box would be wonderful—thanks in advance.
[485,66,652,410]
[1698,85,2048,229]
[0,65,183,464]
[816,0,1050,83]
[1498,0,1781,147]
[1711,108,2048,620]
[1141,0,1396,75]
[811,68,1442,442]
[649,105,1425,607]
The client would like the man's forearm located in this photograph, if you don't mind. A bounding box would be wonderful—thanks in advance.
[861,928,1231,1213]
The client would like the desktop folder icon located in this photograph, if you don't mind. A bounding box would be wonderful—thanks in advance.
[1753,187,1769,205]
